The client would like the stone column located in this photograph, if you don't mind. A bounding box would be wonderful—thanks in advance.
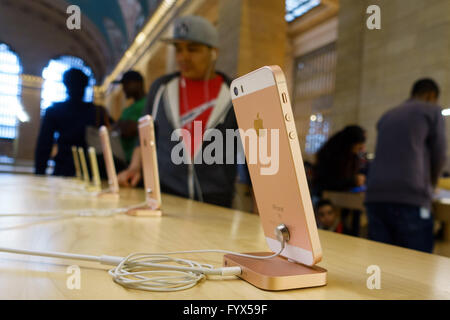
[216,0,287,78]
[331,0,367,134]
[333,0,450,161]
[94,86,105,107]
[14,75,43,161]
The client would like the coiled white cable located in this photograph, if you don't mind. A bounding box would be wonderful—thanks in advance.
[109,252,227,292]
[108,242,287,292]
[0,225,289,292]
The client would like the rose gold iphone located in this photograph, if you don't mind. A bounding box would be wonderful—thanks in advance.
[99,126,119,193]
[230,66,322,266]
[138,115,161,210]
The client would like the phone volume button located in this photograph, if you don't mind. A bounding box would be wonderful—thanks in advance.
[289,131,296,140]
[284,113,292,122]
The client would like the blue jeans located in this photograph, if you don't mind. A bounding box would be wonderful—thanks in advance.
[365,203,434,253]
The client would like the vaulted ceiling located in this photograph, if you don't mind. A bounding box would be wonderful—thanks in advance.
[68,0,163,62]
[0,0,163,81]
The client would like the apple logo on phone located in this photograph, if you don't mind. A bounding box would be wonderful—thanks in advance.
[254,113,265,137]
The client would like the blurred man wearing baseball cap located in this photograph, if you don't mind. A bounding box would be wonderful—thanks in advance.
[112,70,146,164]
[118,15,242,208]
[161,15,219,80]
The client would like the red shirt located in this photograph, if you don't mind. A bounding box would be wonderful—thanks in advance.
[179,75,223,158]
[335,222,344,234]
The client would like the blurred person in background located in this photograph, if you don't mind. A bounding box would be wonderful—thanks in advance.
[312,125,367,236]
[112,70,146,165]
[365,79,447,253]
[313,125,367,195]
[316,199,344,234]
[35,68,110,176]
[118,15,241,208]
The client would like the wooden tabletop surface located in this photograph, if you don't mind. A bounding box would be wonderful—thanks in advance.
[0,174,449,300]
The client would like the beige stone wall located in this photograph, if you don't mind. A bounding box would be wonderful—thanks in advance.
[195,0,219,24]
[333,0,450,170]
[217,0,287,78]
[14,76,43,161]
[145,45,168,92]
[238,0,287,76]
[331,0,366,132]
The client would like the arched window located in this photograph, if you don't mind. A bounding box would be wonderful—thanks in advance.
[0,43,24,139]
[293,43,336,154]
[286,0,321,22]
[40,56,96,113]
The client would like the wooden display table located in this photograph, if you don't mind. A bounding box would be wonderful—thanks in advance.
[0,174,449,299]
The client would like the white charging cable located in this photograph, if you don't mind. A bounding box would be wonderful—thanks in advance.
[0,202,148,218]
[0,225,290,292]
[0,179,109,197]
[0,184,91,196]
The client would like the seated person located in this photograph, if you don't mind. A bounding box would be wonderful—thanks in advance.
[312,125,367,236]
[316,199,344,234]
[312,125,367,197]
